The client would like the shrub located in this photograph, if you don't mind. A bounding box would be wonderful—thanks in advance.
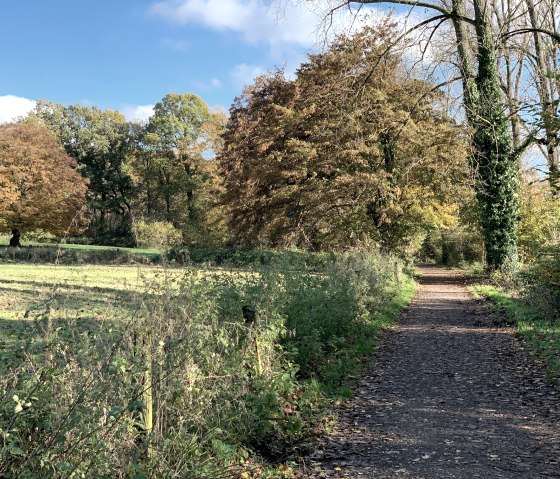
[133,220,183,250]
[167,246,337,270]
[517,177,560,263]
[522,249,560,322]
[0,246,162,265]
[0,251,413,476]
[282,252,408,387]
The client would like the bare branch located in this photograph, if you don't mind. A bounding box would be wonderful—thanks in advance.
[502,27,560,43]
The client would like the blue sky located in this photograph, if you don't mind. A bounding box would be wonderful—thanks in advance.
[1,0,394,123]
[0,1,547,170]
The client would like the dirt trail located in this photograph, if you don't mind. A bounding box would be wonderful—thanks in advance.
[305,267,560,478]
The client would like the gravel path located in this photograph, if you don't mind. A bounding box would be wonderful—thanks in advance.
[304,267,560,478]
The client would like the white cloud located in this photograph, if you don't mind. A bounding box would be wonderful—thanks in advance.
[149,1,439,85]
[121,104,155,123]
[231,63,266,88]
[150,0,260,31]
[148,1,416,48]
[211,77,222,87]
[148,1,428,58]
[0,95,36,124]
[148,0,323,47]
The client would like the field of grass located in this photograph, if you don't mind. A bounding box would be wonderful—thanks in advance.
[0,236,163,265]
[0,265,185,376]
[470,284,560,386]
[0,263,256,356]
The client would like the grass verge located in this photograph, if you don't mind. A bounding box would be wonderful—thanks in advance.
[469,284,560,387]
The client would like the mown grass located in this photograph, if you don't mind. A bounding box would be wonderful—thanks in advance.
[0,236,162,265]
[470,284,560,386]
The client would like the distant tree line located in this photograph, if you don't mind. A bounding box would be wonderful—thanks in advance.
[0,26,474,257]
[2,20,557,269]
[4,93,227,247]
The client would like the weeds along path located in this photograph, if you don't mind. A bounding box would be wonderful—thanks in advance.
[306,267,560,478]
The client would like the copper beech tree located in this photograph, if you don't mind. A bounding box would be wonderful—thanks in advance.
[219,26,469,254]
[0,123,89,241]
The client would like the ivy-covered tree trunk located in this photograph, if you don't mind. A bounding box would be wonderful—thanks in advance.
[452,0,520,271]
[472,0,519,271]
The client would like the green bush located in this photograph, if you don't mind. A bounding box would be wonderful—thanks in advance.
[167,246,337,270]
[133,220,183,249]
[522,249,560,322]
[282,252,410,388]
[517,177,560,263]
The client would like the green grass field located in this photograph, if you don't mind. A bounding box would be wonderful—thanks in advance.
[0,236,163,267]
[0,264,176,355]
[0,234,160,255]
[0,263,258,358]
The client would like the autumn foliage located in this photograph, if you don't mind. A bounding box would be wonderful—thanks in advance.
[0,123,88,235]
[219,26,469,253]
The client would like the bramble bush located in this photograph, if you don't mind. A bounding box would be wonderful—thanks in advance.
[0,251,413,477]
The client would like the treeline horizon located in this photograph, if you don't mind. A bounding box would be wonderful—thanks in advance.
[1,24,558,268]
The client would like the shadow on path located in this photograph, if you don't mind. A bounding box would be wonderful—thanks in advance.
[306,267,560,478]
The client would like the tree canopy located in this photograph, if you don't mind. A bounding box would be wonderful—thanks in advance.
[29,101,134,242]
[23,94,227,246]
[219,25,469,253]
[137,93,226,245]
[0,123,88,235]
[292,0,560,269]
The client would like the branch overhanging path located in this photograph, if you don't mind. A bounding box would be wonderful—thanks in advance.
[337,0,560,43]
[305,267,560,478]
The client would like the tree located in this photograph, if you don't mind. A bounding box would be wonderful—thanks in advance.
[292,0,560,270]
[142,93,225,244]
[29,101,135,244]
[510,0,559,182]
[0,123,88,238]
[219,26,469,253]
[483,0,559,189]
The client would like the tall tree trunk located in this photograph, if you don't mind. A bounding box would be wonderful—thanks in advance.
[147,183,152,216]
[471,0,520,270]
[526,0,560,186]
[184,161,197,222]
[451,0,519,270]
[9,229,21,247]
